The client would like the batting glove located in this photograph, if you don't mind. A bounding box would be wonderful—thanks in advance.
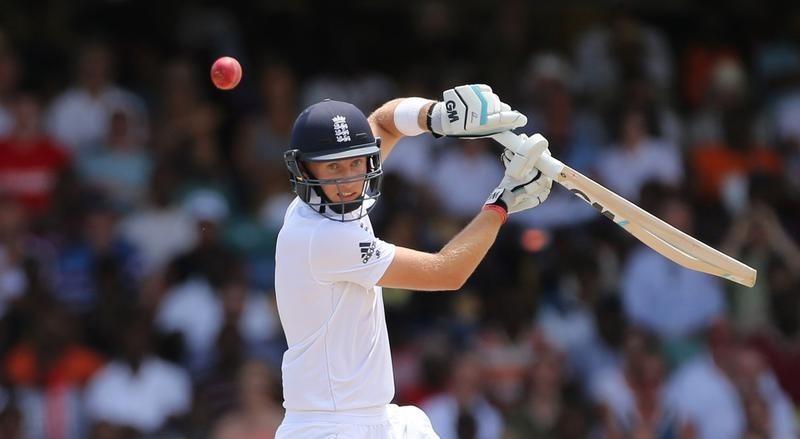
[428,84,527,138]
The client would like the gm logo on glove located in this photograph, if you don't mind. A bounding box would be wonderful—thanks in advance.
[445,100,459,123]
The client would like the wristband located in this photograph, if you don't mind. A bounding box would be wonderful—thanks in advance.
[393,97,429,136]
[482,204,508,224]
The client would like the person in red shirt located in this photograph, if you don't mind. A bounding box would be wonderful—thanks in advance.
[0,91,70,216]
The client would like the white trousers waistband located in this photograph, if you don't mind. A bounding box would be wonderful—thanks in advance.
[282,405,390,425]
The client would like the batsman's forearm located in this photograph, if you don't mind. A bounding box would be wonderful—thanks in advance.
[435,210,504,289]
[368,98,436,161]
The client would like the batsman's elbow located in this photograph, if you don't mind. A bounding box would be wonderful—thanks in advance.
[441,273,469,291]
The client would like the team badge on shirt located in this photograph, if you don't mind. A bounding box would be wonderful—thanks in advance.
[359,241,379,263]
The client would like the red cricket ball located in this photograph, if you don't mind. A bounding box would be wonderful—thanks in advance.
[210,56,242,90]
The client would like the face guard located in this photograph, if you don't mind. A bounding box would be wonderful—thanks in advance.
[284,145,383,222]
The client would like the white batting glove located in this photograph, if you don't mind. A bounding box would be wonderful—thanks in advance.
[485,168,552,215]
[428,84,527,138]
[484,133,553,216]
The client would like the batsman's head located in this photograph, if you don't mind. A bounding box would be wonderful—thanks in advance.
[284,100,383,221]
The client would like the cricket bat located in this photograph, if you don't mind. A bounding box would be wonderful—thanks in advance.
[492,131,757,288]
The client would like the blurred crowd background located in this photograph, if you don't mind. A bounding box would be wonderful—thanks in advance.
[0,1,799,438]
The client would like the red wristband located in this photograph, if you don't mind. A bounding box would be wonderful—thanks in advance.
[482,204,508,224]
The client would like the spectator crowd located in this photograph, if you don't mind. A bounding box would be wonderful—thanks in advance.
[0,1,799,438]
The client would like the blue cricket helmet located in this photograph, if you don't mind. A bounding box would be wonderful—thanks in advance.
[283,100,383,221]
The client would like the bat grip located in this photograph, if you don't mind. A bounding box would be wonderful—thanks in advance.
[491,131,565,179]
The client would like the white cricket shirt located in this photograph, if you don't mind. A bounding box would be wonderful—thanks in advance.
[275,198,396,412]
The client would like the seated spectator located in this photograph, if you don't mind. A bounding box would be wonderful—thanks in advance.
[54,195,140,314]
[687,57,741,140]
[218,274,282,365]
[748,286,800,407]
[520,52,606,175]
[155,189,239,376]
[621,185,724,342]
[689,106,782,212]
[421,351,504,439]
[154,273,222,378]
[537,250,614,386]
[4,301,104,439]
[429,139,504,220]
[119,164,195,278]
[45,39,148,152]
[574,295,629,389]
[0,91,71,218]
[233,61,296,166]
[722,201,800,334]
[4,301,103,388]
[762,44,800,145]
[573,10,674,105]
[511,53,605,229]
[474,324,533,410]
[211,360,283,439]
[732,346,797,438]
[76,109,152,213]
[190,322,244,435]
[505,349,574,438]
[595,107,682,202]
[666,319,797,439]
[84,309,192,436]
[665,319,744,438]
[590,328,679,438]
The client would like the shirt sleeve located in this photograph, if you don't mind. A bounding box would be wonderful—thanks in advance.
[308,221,396,289]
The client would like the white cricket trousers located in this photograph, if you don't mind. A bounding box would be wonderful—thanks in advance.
[276,404,440,438]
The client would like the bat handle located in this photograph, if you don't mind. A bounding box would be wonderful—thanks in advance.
[491,131,565,180]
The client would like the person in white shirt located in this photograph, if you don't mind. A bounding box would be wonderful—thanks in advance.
[621,188,725,339]
[595,108,683,203]
[274,85,553,438]
[84,311,192,436]
[46,40,148,152]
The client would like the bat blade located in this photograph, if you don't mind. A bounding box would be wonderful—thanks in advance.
[557,165,756,287]
[491,131,757,287]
